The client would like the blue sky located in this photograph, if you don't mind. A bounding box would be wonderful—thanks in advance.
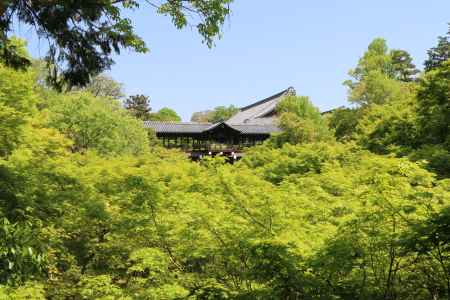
[18,0,450,121]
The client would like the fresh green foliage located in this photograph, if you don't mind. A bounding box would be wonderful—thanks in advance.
[125,94,181,122]
[190,109,213,122]
[416,60,450,146]
[277,95,323,119]
[148,107,182,122]
[355,85,419,155]
[45,92,149,156]
[326,107,361,141]
[209,105,240,123]
[0,219,45,285]
[344,38,418,107]
[0,0,232,88]
[0,62,36,156]
[413,60,450,177]
[191,105,239,123]
[0,31,449,300]
[0,37,31,71]
[270,95,333,146]
[339,30,449,177]
[0,282,46,299]
[347,38,393,82]
[74,74,125,100]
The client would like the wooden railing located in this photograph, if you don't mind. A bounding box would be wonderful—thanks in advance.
[162,140,263,152]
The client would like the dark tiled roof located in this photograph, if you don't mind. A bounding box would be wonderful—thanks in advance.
[144,121,211,133]
[227,87,296,125]
[229,124,281,134]
[144,87,295,135]
[320,106,345,115]
[240,87,295,111]
[144,121,279,135]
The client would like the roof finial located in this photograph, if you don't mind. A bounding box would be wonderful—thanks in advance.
[286,86,296,96]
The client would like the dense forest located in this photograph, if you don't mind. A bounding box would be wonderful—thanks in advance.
[0,20,450,300]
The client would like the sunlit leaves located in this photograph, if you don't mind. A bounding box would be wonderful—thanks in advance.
[1,34,450,299]
[46,92,149,156]
[270,96,333,146]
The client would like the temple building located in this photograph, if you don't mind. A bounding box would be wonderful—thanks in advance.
[144,87,296,159]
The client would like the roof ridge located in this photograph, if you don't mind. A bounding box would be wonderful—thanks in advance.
[239,86,295,111]
[227,122,276,127]
[144,120,212,125]
[206,121,243,133]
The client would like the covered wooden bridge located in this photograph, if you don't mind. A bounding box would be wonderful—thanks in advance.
[144,87,296,159]
[144,121,280,159]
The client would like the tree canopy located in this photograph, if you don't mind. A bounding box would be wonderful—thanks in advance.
[269,95,333,146]
[1,24,450,300]
[344,38,419,108]
[191,105,239,123]
[0,0,233,89]
[45,92,149,156]
[75,74,125,100]
[333,27,450,178]
[124,94,152,120]
[425,24,450,71]
[148,107,182,122]
[124,94,181,122]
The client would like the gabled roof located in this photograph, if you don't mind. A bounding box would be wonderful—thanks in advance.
[227,87,295,125]
[144,87,296,135]
[229,124,281,134]
[204,122,240,134]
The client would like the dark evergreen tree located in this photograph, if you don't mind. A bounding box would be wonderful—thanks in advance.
[390,49,419,81]
[124,94,151,120]
[424,24,450,71]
